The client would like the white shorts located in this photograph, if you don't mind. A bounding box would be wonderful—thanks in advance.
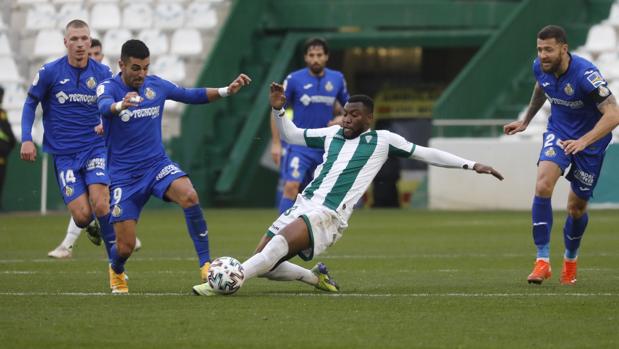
[267,195,347,261]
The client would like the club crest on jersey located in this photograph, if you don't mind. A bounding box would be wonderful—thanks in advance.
[145,87,156,100]
[64,185,74,197]
[325,81,334,92]
[563,83,574,96]
[86,77,97,89]
[545,148,556,157]
[112,204,122,217]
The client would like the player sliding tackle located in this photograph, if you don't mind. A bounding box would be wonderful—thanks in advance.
[193,83,503,295]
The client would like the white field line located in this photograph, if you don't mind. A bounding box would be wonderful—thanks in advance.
[0,291,617,298]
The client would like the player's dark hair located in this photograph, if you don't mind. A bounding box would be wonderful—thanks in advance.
[0,85,4,103]
[348,94,374,114]
[91,38,102,48]
[304,37,329,55]
[537,25,567,44]
[65,19,89,32]
[121,39,150,62]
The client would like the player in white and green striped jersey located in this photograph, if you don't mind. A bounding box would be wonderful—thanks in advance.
[193,83,503,296]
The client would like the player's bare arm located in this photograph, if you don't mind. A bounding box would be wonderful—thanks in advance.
[504,82,546,135]
[562,94,619,155]
[206,74,252,102]
[270,117,282,166]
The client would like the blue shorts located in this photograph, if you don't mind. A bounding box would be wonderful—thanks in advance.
[109,158,187,223]
[53,145,110,205]
[538,131,606,200]
[281,146,323,186]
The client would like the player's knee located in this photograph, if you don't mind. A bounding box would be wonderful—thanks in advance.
[535,181,554,197]
[178,188,199,208]
[283,181,300,198]
[91,199,110,217]
[73,215,91,229]
[567,202,587,218]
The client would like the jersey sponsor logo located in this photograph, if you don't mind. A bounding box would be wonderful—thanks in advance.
[574,170,594,186]
[541,82,550,87]
[56,91,98,105]
[59,79,70,85]
[155,164,181,181]
[145,87,156,100]
[544,94,584,109]
[300,94,311,106]
[119,106,161,122]
[563,83,574,96]
[86,77,97,89]
[586,71,605,88]
[303,83,313,89]
[325,81,334,92]
[56,91,69,104]
[299,94,336,106]
[86,157,106,171]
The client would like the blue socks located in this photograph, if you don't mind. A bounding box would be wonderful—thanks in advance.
[278,197,295,214]
[563,213,588,259]
[183,205,211,267]
[532,196,552,259]
[97,213,116,262]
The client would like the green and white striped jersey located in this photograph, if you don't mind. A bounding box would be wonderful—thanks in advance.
[300,125,415,223]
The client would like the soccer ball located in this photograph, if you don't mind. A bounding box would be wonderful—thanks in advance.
[207,257,245,295]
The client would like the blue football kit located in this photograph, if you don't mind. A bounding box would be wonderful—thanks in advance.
[21,56,113,204]
[533,53,612,199]
[530,53,613,261]
[280,67,348,204]
[97,74,208,222]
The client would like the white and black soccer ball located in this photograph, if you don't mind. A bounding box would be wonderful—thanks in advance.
[207,257,245,295]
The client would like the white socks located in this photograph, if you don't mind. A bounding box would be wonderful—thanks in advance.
[60,217,81,249]
[242,234,289,280]
[261,261,318,285]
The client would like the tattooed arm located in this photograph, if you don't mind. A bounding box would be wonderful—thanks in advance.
[562,94,619,155]
[503,82,547,135]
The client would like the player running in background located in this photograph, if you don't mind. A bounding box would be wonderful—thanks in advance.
[504,25,619,285]
[192,83,503,296]
[49,38,143,259]
[271,37,349,214]
[21,20,118,263]
[98,39,251,293]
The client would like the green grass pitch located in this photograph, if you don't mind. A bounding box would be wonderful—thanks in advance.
[1,209,618,348]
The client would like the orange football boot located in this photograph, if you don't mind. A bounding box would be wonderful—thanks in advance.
[560,259,577,285]
[527,260,552,284]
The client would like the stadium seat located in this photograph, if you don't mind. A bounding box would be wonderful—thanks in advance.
[16,0,50,5]
[33,30,65,58]
[185,2,218,30]
[150,55,186,82]
[2,83,27,110]
[584,24,616,54]
[56,4,89,29]
[170,29,202,56]
[123,3,153,30]
[0,57,22,83]
[137,29,168,55]
[0,33,12,56]
[52,0,84,4]
[154,3,185,30]
[25,4,57,31]
[103,29,132,57]
[91,3,121,30]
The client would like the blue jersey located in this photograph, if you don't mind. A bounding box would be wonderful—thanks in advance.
[23,56,112,154]
[97,74,209,179]
[284,67,348,131]
[533,54,613,154]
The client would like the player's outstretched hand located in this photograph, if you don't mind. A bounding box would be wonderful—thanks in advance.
[503,120,527,135]
[473,163,504,181]
[228,74,252,95]
[270,82,286,109]
[20,141,37,162]
[560,139,587,155]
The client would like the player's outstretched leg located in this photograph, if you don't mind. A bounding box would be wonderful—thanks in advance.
[261,261,340,292]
